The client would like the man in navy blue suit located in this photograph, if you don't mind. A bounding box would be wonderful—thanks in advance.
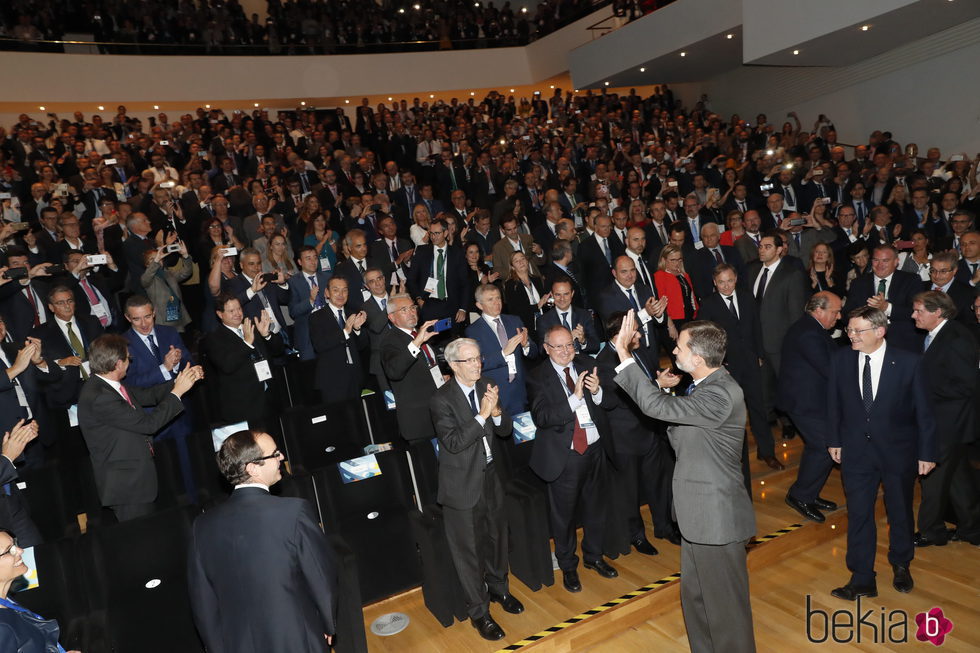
[596,256,667,358]
[535,280,599,356]
[827,306,937,600]
[842,244,921,352]
[123,295,197,501]
[464,285,537,416]
[221,247,292,347]
[287,246,333,405]
[779,292,843,523]
[689,222,744,300]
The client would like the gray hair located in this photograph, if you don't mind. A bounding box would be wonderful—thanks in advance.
[680,321,727,368]
[913,290,957,320]
[445,337,480,363]
[386,293,412,314]
[474,283,501,304]
[848,305,888,329]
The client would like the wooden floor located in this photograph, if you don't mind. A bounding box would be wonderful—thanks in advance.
[360,437,980,652]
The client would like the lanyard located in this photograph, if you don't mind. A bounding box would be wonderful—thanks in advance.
[0,597,67,652]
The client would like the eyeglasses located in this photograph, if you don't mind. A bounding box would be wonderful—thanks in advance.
[51,299,75,306]
[844,327,877,336]
[247,449,282,465]
[545,342,575,351]
[0,538,19,558]
[929,268,953,275]
[451,357,481,365]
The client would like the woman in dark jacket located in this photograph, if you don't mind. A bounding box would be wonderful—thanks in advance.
[502,250,550,340]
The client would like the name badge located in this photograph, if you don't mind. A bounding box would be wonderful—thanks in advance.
[424,276,440,294]
[253,359,272,383]
[429,364,445,388]
[319,256,332,271]
[68,404,79,427]
[361,289,372,302]
[575,403,595,429]
[91,303,109,319]
[505,353,518,377]
[81,361,91,376]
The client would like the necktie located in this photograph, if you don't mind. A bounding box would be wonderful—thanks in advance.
[932,285,941,292]
[713,248,724,265]
[410,330,435,366]
[147,334,163,364]
[118,384,135,408]
[560,312,570,329]
[637,260,651,288]
[755,267,769,302]
[381,297,387,312]
[23,287,40,327]
[856,203,864,224]
[494,317,508,348]
[971,263,978,276]
[80,278,109,327]
[468,389,479,416]
[737,200,746,213]
[336,309,345,329]
[658,224,667,244]
[602,238,611,265]
[563,366,588,454]
[862,354,873,415]
[794,232,801,250]
[877,278,886,295]
[626,288,639,310]
[310,276,325,309]
[357,260,366,275]
[923,333,933,352]
[690,220,700,243]
[390,240,398,261]
[436,249,446,299]
[685,383,696,396]
[449,166,457,190]
[727,295,739,320]
[66,321,88,379]
[784,186,795,206]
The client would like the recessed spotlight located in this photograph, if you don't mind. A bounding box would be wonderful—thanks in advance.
[429,94,434,98]
[860,25,870,31]
[254,102,259,107]
[639,67,645,72]
[726,33,733,39]
[388,97,393,101]
[521,7,527,13]
[470,91,475,96]
[398,8,405,13]
[474,1,479,6]
[510,88,515,92]
[793,49,800,55]
[205,104,211,109]
[604,81,610,86]
[153,105,159,110]
[39,106,45,111]
[679,51,686,57]
[345,99,350,104]
[413,3,420,9]
[97,105,104,110]
[300,101,306,106]
[760,481,765,486]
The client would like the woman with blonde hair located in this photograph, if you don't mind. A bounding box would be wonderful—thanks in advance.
[654,244,699,329]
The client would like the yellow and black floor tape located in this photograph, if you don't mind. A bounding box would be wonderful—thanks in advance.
[496,522,805,652]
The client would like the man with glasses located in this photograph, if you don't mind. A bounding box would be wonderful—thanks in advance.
[827,306,936,600]
[923,251,975,322]
[78,334,202,521]
[429,338,520,641]
[406,218,468,329]
[188,429,338,653]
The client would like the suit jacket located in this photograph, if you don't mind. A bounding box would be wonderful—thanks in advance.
[742,259,806,356]
[464,228,498,259]
[310,304,368,402]
[697,291,764,389]
[31,315,104,409]
[784,228,836,266]
[465,314,538,415]
[202,325,284,426]
[379,326,438,441]
[491,235,543,278]
[734,233,762,264]
[826,344,937,465]
[843,270,922,352]
[689,244,745,300]
[578,234,622,302]
[615,363,755,545]
[527,355,616,483]
[540,262,586,308]
[0,279,52,343]
[77,374,184,506]
[287,271,332,361]
[595,346,659,458]
[926,280,976,325]
[0,341,62,441]
[597,281,662,354]
[122,234,154,294]
[368,237,413,284]
[535,306,600,355]
[777,314,835,427]
[406,244,469,317]
[223,274,291,332]
[920,320,979,448]
[124,326,193,440]
[188,487,337,653]
[362,294,391,384]
[429,377,514,510]
[60,270,124,331]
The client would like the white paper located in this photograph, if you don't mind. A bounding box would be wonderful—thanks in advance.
[81,361,91,376]
[253,359,272,382]
[424,276,439,294]
[429,364,446,388]
[505,353,518,377]
[361,289,372,302]
[68,404,79,427]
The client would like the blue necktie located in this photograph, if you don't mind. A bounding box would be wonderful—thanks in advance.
[147,334,162,364]
[626,288,639,311]
[336,309,345,329]
[469,389,479,416]
[381,297,387,312]
[602,238,612,265]
[561,312,570,329]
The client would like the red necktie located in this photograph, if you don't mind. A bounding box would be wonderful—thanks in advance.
[81,278,109,327]
[411,331,435,367]
[563,366,588,454]
[23,287,40,327]
[118,384,134,408]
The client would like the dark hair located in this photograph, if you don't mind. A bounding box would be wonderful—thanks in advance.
[88,334,129,374]
[46,284,73,304]
[217,430,265,485]
[604,311,628,339]
[912,290,957,320]
[214,291,240,312]
[124,294,153,312]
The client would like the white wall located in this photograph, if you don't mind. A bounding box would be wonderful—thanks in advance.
[672,17,980,154]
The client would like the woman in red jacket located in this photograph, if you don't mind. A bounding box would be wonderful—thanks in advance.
[654,244,699,333]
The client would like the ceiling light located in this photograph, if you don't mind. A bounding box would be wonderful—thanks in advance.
[205,104,211,109]
[413,3,420,9]
[639,67,645,72]
[300,101,306,106]
[97,105,104,110]
[521,7,527,13]
[39,106,45,111]
[726,33,733,39]
[550,85,555,89]
[793,49,800,55]
[604,81,609,86]
[388,97,393,101]
[860,25,870,31]
[510,88,515,92]
[470,91,475,96]
[345,99,350,104]
[254,102,259,107]
[429,94,434,98]
[679,51,686,57]
[398,8,405,13]
[153,105,159,110]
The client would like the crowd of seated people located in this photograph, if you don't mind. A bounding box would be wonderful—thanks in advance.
[1,84,979,553]
[0,0,614,54]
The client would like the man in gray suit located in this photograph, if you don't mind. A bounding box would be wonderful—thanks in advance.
[429,337,521,641]
[612,314,757,653]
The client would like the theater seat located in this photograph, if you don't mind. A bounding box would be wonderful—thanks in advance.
[313,450,422,603]
[78,506,204,653]
[281,401,373,474]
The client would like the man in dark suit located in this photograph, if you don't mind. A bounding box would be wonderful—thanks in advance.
[310,277,368,405]
[779,292,844,523]
[0,247,53,343]
[597,313,678,550]
[642,200,672,265]
[379,294,441,442]
[697,264,765,496]
[287,247,332,386]
[368,216,413,287]
[121,212,156,295]
[535,279,599,355]
[924,251,975,323]
[540,240,586,309]
[429,338,521,641]
[827,306,937,600]
[360,267,393,390]
[690,222,744,299]
[742,232,805,467]
[202,293,285,432]
[911,291,980,546]
[406,218,468,327]
[596,256,668,359]
[188,429,338,653]
[60,250,124,333]
[528,325,619,593]
[465,285,537,415]
[78,334,202,521]
[222,248,291,342]
[122,295,197,501]
[0,420,43,546]
[578,215,623,303]
[613,316,757,653]
[843,244,921,352]
[210,157,241,194]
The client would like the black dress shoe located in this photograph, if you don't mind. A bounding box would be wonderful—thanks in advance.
[655,530,682,546]
[471,614,505,641]
[892,565,914,593]
[913,531,948,547]
[583,558,619,578]
[631,537,659,555]
[757,454,785,470]
[489,592,525,614]
[813,497,838,511]
[785,495,826,523]
[781,424,797,440]
[950,530,980,545]
[831,581,878,601]
[561,568,581,593]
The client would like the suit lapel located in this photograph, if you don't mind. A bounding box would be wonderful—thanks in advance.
[872,347,901,412]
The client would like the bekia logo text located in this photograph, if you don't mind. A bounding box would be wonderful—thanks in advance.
[806,596,954,645]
